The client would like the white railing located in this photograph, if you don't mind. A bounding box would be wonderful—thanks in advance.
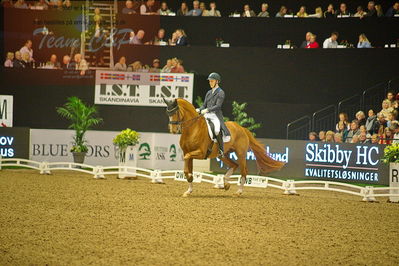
[1,158,397,202]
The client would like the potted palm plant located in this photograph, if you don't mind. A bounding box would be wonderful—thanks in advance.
[56,96,103,164]
[113,128,140,179]
[382,143,399,202]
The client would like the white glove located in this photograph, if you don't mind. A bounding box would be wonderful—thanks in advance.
[201,109,209,115]
[195,108,200,113]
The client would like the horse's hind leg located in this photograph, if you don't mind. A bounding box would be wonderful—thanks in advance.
[220,155,238,191]
[235,152,248,196]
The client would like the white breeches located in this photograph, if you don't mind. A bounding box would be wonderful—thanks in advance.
[204,112,220,136]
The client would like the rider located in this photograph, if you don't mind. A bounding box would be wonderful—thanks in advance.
[196,72,231,157]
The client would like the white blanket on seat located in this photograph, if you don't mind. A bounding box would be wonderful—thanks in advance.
[204,113,231,143]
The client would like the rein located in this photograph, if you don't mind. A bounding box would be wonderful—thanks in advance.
[166,105,203,131]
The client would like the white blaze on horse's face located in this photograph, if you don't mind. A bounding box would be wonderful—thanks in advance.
[168,113,180,134]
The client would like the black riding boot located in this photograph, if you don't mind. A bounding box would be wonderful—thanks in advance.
[216,133,224,157]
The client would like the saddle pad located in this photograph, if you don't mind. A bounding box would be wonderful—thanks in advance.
[204,118,231,143]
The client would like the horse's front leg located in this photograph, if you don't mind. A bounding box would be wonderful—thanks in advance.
[182,157,194,197]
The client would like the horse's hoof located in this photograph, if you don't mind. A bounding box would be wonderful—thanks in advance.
[182,191,191,197]
[224,183,231,191]
[234,191,242,197]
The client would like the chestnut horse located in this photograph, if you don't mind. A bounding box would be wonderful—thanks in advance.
[164,98,284,197]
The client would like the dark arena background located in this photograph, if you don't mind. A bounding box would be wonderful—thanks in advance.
[1,0,399,265]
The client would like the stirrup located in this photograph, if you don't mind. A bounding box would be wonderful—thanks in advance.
[218,149,225,158]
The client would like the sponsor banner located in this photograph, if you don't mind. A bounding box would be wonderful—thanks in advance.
[174,171,202,183]
[30,129,184,169]
[0,95,13,127]
[94,70,194,107]
[211,139,389,185]
[0,127,30,159]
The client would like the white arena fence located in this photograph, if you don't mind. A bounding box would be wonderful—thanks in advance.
[1,158,398,202]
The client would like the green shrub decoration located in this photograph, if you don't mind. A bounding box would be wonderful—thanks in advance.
[113,128,140,150]
[382,143,399,164]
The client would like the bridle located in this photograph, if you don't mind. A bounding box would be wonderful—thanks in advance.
[166,104,203,133]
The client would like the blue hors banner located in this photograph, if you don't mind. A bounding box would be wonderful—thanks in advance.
[0,127,30,159]
[94,70,194,107]
[211,139,389,185]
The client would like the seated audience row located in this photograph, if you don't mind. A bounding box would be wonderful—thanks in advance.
[128,28,188,46]
[300,31,372,49]
[113,56,186,73]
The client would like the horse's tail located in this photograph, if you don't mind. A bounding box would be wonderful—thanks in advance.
[243,128,285,174]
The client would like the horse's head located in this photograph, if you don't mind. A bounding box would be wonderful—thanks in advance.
[163,97,181,134]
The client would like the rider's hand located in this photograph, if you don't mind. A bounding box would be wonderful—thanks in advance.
[201,109,209,115]
[195,108,200,113]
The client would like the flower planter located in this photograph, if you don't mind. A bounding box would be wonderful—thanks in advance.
[118,145,138,179]
[389,162,399,203]
[72,152,86,164]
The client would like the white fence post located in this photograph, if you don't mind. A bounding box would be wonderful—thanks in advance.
[151,170,164,184]
[93,166,105,179]
[0,156,2,170]
[362,186,377,202]
[283,180,297,195]
[39,162,51,175]
[213,174,225,189]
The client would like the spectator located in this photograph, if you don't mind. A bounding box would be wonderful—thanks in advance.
[208,2,221,17]
[14,0,28,9]
[355,111,366,126]
[300,32,312,48]
[258,3,269,17]
[200,2,209,16]
[365,109,377,134]
[187,1,202,16]
[63,0,72,9]
[128,61,142,72]
[161,59,173,72]
[308,132,318,141]
[61,55,74,70]
[177,2,189,16]
[380,99,394,119]
[171,58,185,73]
[4,52,14,68]
[334,133,343,143]
[323,32,339,48]
[131,30,145,45]
[46,0,58,7]
[337,121,349,141]
[351,135,360,143]
[363,1,377,18]
[357,33,372,48]
[385,2,399,17]
[13,51,24,68]
[153,29,167,45]
[375,4,384,17]
[359,125,367,135]
[345,120,360,143]
[275,6,287,17]
[46,54,61,69]
[387,91,396,104]
[21,52,32,68]
[324,4,335,18]
[169,31,178,46]
[336,3,351,17]
[391,123,399,144]
[175,29,188,46]
[336,112,350,131]
[2,0,14,8]
[306,34,319,48]
[358,132,369,143]
[386,112,398,127]
[371,134,379,144]
[158,1,172,15]
[140,0,157,15]
[128,31,135,44]
[93,7,102,24]
[325,131,335,142]
[296,6,308,17]
[373,112,387,135]
[380,127,393,144]
[74,53,88,75]
[90,19,106,67]
[354,6,366,17]
[20,40,34,62]
[54,0,63,11]
[34,0,48,10]
[242,4,255,17]
[149,58,161,72]
[308,7,323,18]
[114,56,127,71]
[319,131,326,141]
[122,0,137,14]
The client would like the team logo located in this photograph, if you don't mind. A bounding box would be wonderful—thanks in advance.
[138,143,151,160]
[169,144,177,162]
